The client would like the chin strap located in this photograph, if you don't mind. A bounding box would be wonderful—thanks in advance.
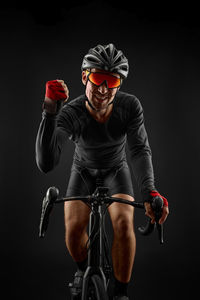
[108,100,114,106]
[86,98,96,110]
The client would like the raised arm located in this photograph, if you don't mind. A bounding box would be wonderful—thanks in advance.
[35,80,72,173]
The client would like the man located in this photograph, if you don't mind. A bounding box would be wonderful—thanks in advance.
[35,43,169,300]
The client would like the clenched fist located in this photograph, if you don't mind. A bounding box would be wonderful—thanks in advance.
[43,79,69,114]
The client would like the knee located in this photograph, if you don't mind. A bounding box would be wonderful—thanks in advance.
[65,218,88,241]
[112,216,134,239]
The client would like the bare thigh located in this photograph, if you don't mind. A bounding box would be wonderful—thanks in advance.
[108,193,135,232]
[64,200,91,230]
[64,200,91,261]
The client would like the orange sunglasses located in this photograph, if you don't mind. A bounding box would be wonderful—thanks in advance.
[86,70,121,89]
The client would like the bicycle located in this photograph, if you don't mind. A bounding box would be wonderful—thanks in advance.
[39,185,164,300]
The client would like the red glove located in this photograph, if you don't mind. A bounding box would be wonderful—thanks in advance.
[45,80,68,101]
[150,190,168,207]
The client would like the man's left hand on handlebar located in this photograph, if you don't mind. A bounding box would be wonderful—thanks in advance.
[144,190,169,225]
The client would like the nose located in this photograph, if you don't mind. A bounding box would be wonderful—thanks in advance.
[98,81,108,94]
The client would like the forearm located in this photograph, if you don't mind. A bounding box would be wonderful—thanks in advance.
[127,118,156,201]
[131,152,156,201]
[35,111,63,173]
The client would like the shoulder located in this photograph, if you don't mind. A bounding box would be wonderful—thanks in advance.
[56,94,86,129]
[63,94,86,111]
[115,91,143,117]
[59,94,86,118]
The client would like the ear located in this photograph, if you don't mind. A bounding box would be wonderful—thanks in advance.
[82,71,87,85]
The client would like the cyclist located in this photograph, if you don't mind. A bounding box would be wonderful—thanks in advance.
[35,43,169,300]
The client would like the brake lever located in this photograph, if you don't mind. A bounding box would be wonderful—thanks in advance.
[138,196,164,244]
[154,210,164,244]
[39,187,59,238]
[151,196,164,244]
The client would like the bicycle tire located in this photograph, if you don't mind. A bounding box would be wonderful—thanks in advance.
[85,274,108,300]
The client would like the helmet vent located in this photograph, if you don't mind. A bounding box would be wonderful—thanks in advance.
[121,65,128,71]
[114,56,122,64]
[105,47,110,56]
[101,51,108,62]
[113,48,118,58]
[88,56,98,63]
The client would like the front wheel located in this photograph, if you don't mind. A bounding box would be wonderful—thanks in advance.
[84,274,108,300]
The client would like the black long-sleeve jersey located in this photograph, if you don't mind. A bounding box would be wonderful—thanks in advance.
[35,91,156,200]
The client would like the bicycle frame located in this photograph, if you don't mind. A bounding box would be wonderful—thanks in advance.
[39,186,164,299]
[81,197,108,299]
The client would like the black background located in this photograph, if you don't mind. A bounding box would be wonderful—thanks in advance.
[1,1,200,299]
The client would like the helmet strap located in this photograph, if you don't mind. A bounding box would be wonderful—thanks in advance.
[86,97,97,111]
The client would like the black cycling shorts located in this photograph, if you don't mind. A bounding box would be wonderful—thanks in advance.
[66,160,134,198]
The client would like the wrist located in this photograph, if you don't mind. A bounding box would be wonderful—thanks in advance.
[43,97,57,114]
[142,188,158,203]
[142,189,168,207]
[150,191,168,207]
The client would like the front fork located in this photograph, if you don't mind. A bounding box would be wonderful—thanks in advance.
[81,203,107,300]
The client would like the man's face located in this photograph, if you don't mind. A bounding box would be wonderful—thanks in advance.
[82,68,120,111]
